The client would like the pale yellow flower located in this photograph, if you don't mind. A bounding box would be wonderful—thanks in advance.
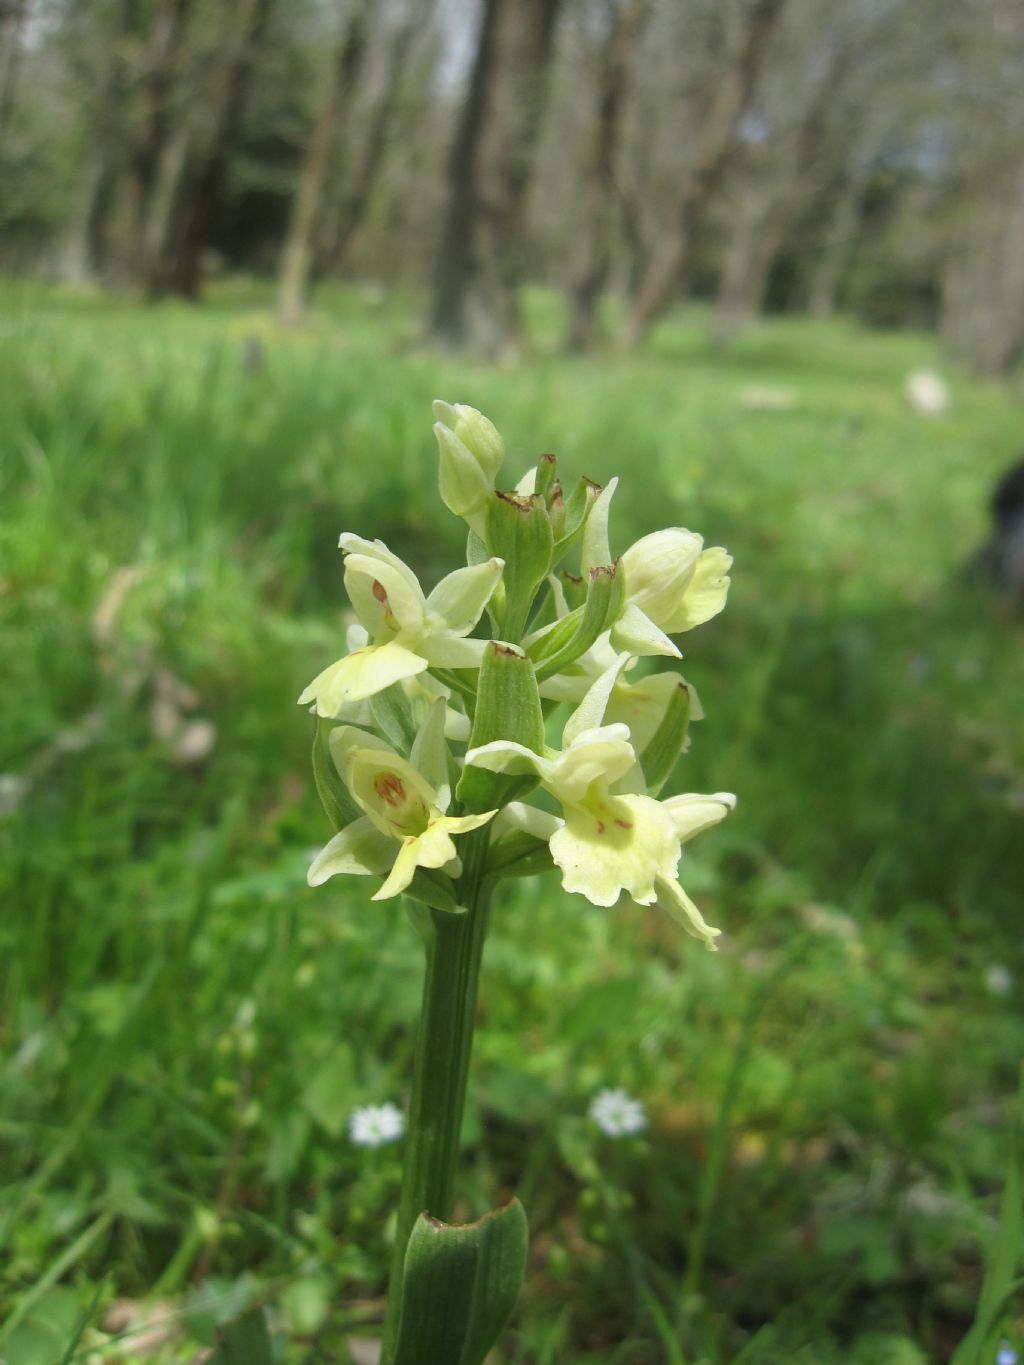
[308,705,495,900]
[581,480,731,659]
[299,534,503,716]
[465,656,734,941]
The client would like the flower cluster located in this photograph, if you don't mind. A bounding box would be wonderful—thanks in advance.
[301,401,735,947]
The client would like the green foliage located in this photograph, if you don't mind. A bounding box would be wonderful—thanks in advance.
[1,283,1023,1361]
[951,1081,1024,1365]
[211,1308,277,1365]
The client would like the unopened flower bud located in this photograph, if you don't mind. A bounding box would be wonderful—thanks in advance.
[432,400,505,535]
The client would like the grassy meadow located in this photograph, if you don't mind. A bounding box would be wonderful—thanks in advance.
[1,280,1023,1363]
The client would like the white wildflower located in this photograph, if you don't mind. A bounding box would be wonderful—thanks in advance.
[986,964,1014,997]
[588,1088,648,1138]
[349,1102,406,1148]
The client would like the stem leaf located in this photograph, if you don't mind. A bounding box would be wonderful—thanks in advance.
[391,1199,528,1365]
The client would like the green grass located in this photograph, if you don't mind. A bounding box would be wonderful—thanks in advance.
[1,279,1023,1363]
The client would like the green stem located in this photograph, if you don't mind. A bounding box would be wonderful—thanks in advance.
[380,825,493,1364]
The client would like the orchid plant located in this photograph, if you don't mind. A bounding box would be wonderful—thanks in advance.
[300,402,735,1365]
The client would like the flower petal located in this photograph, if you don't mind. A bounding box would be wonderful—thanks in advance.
[308,817,395,886]
[654,876,722,949]
[620,528,702,626]
[443,706,471,741]
[412,668,472,738]
[515,466,537,494]
[545,728,635,804]
[340,534,426,628]
[562,652,632,746]
[329,724,396,763]
[604,671,691,755]
[666,546,732,632]
[537,669,593,703]
[410,699,451,809]
[425,559,504,636]
[662,792,736,842]
[437,810,497,836]
[339,533,423,583]
[464,738,555,784]
[421,634,489,669]
[373,837,424,900]
[345,553,426,637]
[299,642,427,714]
[551,793,679,907]
[493,801,563,841]
[347,748,438,838]
[610,604,682,659]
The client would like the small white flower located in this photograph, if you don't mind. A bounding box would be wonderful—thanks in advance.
[588,1088,648,1138]
[986,964,1014,997]
[349,1102,406,1148]
[0,773,27,818]
[996,1342,1018,1365]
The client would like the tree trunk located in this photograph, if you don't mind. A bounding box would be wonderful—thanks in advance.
[0,0,28,144]
[942,158,1024,378]
[321,0,431,275]
[122,0,195,288]
[807,178,862,318]
[806,118,883,318]
[142,117,191,295]
[621,0,786,350]
[428,0,561,357]
[565,0,647,352]
[714,44,848,347]
[712,181,766,346]
[153,0,274,299]
[276,0,369,324]
[61,0,132,284]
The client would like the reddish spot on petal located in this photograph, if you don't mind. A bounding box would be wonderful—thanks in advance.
[372,579,389,604]
[597,820,606,835]
[374,772,407,806]
[614,819,633,830]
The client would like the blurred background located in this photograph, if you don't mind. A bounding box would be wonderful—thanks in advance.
[1,0,1023,1362]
